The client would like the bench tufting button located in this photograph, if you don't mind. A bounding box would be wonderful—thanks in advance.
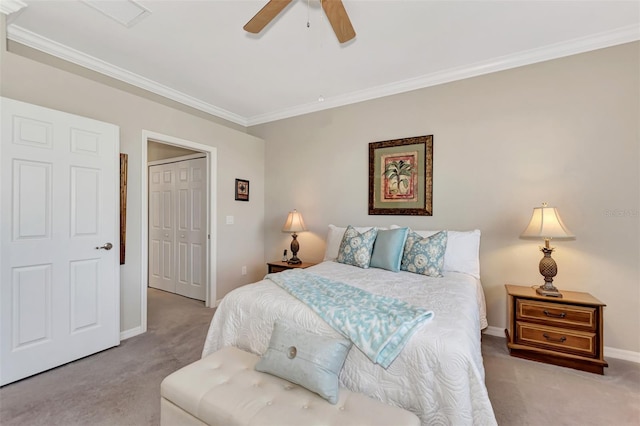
[339,406,345,411]
[266,401,272,406]
[302,405,308,409]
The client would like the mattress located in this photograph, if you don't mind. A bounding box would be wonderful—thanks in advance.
[202,261,496,425]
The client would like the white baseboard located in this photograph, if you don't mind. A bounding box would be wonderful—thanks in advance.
[482,326,640,363]
[603,346,640,363]
[120,325,144,341]
[214,298,222,308]
[483,326,505,338]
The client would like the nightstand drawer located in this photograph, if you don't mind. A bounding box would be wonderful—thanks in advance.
[516,299,596,331]
[516,322,597,357]
[268,264,290,273]
[266,261,317,274]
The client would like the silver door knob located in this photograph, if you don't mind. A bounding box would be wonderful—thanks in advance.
[96,242,113,250]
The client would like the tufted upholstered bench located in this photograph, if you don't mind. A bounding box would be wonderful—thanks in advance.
[161,346,420,426]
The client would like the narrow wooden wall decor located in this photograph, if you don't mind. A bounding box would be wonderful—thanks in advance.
[120,153,128,265]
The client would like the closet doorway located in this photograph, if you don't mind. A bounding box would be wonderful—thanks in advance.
[148,152,207,301]
[141,131,217,337]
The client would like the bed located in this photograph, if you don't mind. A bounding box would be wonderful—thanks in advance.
[202,226,497,425]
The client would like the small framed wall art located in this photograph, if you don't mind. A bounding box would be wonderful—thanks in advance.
[369,135,433,216]
[235,178,249,201]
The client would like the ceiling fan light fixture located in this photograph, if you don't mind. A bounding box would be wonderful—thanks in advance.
[244,0,355,44]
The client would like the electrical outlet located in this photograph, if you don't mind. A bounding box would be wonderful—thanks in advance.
[226,215,234,225]
[241,266,247,275]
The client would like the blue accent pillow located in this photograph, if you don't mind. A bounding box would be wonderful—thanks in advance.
[255,320,352,404]
[336,225,378,269]
[401,230,448,277]
[370,228,409,272]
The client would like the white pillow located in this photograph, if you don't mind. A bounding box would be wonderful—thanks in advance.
[323,224,384,261]
[391,226,481,278]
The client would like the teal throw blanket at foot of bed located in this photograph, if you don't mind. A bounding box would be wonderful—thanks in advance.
[265,269,434,368]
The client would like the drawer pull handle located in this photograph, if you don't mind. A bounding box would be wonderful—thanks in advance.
[543,333,567,343]
[543,310,566,319]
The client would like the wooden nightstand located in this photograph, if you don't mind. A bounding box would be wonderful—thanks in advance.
[505,284,608,374]
[267,261,317,274]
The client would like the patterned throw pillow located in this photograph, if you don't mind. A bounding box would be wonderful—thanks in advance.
[401,230,448,277]
[337,225,378,268]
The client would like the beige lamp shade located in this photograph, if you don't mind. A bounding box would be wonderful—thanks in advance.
[520,203,574,240]
[282,209,307,233]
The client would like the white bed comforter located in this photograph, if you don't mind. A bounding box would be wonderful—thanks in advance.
[202,261,496,426]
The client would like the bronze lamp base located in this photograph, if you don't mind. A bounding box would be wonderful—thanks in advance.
[536,245,562,298]
[287,232,302,264]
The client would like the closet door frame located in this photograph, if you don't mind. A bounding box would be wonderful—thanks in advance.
[139,131,217,338]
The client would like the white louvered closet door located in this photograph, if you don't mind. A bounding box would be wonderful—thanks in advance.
[148,157,206,301]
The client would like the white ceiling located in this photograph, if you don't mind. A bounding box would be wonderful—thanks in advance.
[5,0,640,126]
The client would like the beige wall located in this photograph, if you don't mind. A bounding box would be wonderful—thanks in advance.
[147,140,200,162]
[250,42,640,355]
[0,17,267,335]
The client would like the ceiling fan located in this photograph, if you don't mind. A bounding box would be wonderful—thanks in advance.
[244,0,356,44]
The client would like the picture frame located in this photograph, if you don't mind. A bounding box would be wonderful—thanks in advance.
[235,178,250,201]
[369,135,433,216]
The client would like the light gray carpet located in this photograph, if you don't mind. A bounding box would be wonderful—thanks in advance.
[483,334,640,425]
[1,288,639,425]
[0,288,214,426]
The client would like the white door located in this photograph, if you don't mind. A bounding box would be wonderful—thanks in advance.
[175,158,206,300]
[0,97,120,386]
[148,163,175,293]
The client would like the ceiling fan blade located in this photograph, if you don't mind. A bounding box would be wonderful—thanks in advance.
[321,0,356,43]
[244,0,293,34]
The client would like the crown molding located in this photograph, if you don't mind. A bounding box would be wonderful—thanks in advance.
[6,22,639,127]
[6,25,248,127]
[246,24,640,126]
[0,0,27,15]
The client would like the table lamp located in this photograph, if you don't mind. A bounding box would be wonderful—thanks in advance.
[520,203,575,297]
[282,209,307,265]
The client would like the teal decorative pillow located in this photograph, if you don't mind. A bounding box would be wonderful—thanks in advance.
[370,228,409,272]
[401,230,448,277]
[255,320,352,404]
[336,225,378,269]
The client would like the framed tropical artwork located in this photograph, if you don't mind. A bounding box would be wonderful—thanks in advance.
[368,135,433,215]
[235,178,249,201]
